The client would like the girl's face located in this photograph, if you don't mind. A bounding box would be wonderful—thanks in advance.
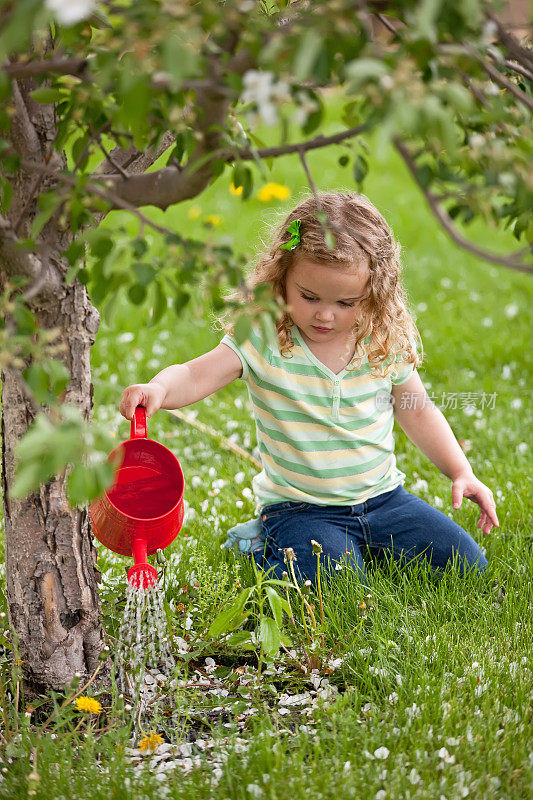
[285,256,370,347]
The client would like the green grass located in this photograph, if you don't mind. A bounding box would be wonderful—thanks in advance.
[1,90,532,798]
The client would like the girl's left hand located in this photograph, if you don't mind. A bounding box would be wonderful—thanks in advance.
[451,471,499,535]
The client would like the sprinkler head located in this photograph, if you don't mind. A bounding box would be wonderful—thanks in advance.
[127,536,157,589]
[127,563,158,590]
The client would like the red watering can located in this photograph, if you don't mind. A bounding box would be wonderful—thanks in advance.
[89,406,185,590]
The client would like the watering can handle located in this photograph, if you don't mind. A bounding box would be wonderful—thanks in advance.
[131,405,147,440]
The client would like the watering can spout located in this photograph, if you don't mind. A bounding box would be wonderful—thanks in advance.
[127,537,158,589]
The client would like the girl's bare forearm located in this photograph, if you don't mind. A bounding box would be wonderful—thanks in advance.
[149,364,200,409]
[394,402,474,481]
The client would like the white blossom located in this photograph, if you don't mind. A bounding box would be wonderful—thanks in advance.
[408,768,421,784]
[241,70,290,126]
[46,0,96,26]
[437,747,455,763]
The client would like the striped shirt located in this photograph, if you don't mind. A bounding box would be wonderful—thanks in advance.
[221,324,415,511]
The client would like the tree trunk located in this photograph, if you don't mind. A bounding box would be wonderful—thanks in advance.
[0,49,110,692]
[1,282,106,693]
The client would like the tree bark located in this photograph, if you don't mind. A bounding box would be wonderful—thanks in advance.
[1,281,106,693]
[0,61,108,692]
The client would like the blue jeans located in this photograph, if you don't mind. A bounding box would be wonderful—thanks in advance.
[253,485,488,587]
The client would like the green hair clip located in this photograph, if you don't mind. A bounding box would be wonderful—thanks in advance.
[279,219,301,251]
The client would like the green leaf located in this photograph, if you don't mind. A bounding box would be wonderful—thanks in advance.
[346,58,389,90]
[233,315,252,345]
[173,289,190,313]
[71,134,91,168]
[265,586,282,627]
[9,410,89,500]
[87,232,114,259]
[302,91,323,136]
[12,302,37,335]
[133,262,157,286]
[278,596,293,618]
[260,312,279,352]
[23,359,70,404]
[30,87,65,104]
[63,240,85,268]
[418,164,434,190]
[225,631,254,648]
[232,162,253,200]
[128,284,147,305]
[10,459,46,500]
[411,0,441,44]
[30,197,63,238]
[353,154,368,185]
[67,460,114,507]
[88,6,113,29]
[264,579,297,589]
[162,33,199,86]
[293,29,323,82]
[151,281,167,324]
[259,616,280,657]
[208,606,240,638]
[208,587,253,637]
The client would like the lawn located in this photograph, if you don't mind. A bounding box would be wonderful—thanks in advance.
[0,90,532,799]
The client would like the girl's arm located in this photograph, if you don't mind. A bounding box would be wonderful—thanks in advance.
[391,371,499,535]
[120,343,243,420]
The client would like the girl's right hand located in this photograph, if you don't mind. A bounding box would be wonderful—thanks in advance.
[119,382,166,421]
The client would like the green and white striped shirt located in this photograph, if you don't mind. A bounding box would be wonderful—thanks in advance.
[221,324,415,511]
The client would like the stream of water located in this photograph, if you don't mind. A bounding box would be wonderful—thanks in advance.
[115,575,176,728]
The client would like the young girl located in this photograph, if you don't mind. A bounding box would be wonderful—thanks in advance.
[119,192,498,586]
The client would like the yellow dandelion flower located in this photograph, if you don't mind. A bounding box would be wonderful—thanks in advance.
[204,214,222,227]
[230,183,243,196]
[138,732,164,752]
[187,205,201,220]
[257,182,291,202]
[75,696,103,714]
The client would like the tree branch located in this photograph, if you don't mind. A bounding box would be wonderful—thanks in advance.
[374,12,399,35]
[98,122,368,210]
[3,56,89,80]
[481,55,533,113]
[2,56,235,97]
[92,131,131,180]
[487,11,533,72]
[229,123,368,162]
[502,59,533,83]
[19,160,178,238]
[393,138,532,275]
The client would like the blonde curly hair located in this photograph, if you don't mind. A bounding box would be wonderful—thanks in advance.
[214,190,422,379]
